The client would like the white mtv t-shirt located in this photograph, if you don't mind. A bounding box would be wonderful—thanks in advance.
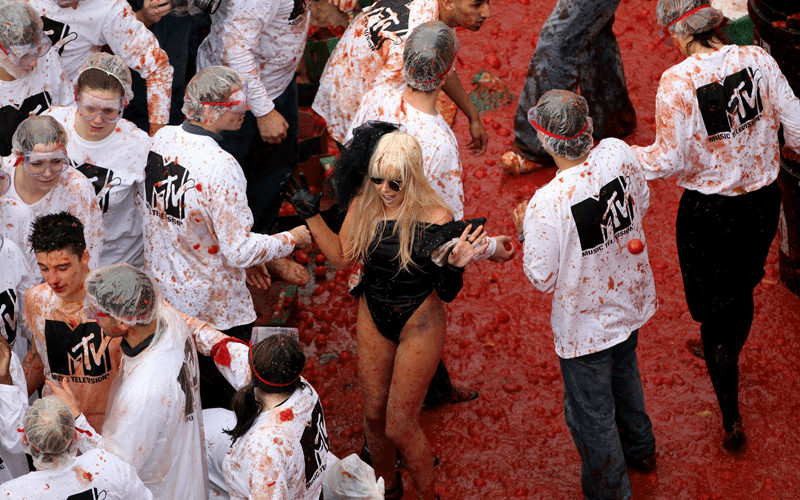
[44,106,150,268]
[223,380,330,500]
[0,448,153,499]
[522,139,658,359]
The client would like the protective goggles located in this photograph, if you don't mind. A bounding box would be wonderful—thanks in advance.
[21,149,69,178]
[76,93,126,123]
[658,5,713,45]
[201,87,247,114]
[370,177,403,192]
[0,35,52,68]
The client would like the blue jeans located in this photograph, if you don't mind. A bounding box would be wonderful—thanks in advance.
[220,78,300,234]
[559,331,655,500]
[513,0,635,159]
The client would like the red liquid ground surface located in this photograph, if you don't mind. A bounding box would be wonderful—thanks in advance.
[289,0,800,497]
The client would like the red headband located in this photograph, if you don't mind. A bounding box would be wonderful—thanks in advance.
[529,118,589,140]
[248,341,300,387]
[659,5,714,44]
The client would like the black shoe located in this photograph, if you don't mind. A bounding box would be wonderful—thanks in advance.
[384,472,403,500]
[722,422,746,452]
[424,386,480,408]
[686,338,705,360]
[626,453,657,473]
[359,441,372,467]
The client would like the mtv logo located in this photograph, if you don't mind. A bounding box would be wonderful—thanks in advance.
[697,67,763,137]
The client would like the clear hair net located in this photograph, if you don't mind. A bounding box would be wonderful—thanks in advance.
[78,52,134,102]
[84,263,163,327]
[0,0,43,48]
[22,396,77,471]
[182,66,244,123]
[528,90,594,160]
[656,0,723,35]
[402,21,458,92]
[11,115,68,156]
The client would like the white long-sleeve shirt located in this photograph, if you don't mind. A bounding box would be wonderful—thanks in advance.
[223,380,330,500]
[144,124,296,330]
[44,106,150,268]
[0,352,28,485]
[1,161,104,270]
[634,44,800,196]
[0,237,35,359]
[197,0,311,117]
[0,50,74,156]
[0,448,152,499]
[522,139,658,359]
[27,0,173,125]
[313,0,440,143]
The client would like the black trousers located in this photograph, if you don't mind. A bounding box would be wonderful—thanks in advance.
[198,323,253,410]
[676,182,780,431]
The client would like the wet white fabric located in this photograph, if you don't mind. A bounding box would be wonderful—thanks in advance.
[44,105,150,268]
[313,0,439,143]
[522,139,658,359]
[0,352,28,485]
[0,237,35,359]
[144,125,296,330]
[223,379,331,500]
[197,0,311,117]
[0,198,35,281]
[76,304,208,500]
[634,45,800,196]
[0,448,153,499]
[346,85,496,260]
[1,159,104,271]
[203,408,235,500]
[26,0,173,125]
[0,50,73,121]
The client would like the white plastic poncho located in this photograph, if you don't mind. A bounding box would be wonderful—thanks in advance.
[203,407,236,500]
[0,236,35,359]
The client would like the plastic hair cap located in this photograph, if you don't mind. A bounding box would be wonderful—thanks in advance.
[528,90,594,160]
[11,115,68,157]
[182,66,244,122]
[0,0,43,48]
[85,263,162,327]
[22,396,77,470]
[78,52,134,102]
[402,21,458,92]
[656,0,723,34]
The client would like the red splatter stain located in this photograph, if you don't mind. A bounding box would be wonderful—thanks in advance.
[195,183,203,192]
[279,409,294,422]
[84,472,93,481]
[193,244,200,250]
[208,246,219,254]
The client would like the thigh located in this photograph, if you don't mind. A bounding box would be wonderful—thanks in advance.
[357,297,398,419]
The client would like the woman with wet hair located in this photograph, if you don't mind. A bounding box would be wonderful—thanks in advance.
[283,125,487,500]
[635,0,800,451]
[223,334,330,500]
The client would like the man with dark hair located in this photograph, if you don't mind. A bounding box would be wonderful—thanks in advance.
[23,212,250,432]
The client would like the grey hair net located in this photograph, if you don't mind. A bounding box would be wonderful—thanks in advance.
[11,115,69,156]
[529,90,594,160]
[656,0,723,35]
[182,65,244,122]
[0,0,43,48]
[22,396,77,470]
[78,52,134,102]
[85,263,162,326]
[402,21,457,92]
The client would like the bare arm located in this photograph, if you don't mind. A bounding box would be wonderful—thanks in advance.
[305,206,355,270]
[442,71,488,155]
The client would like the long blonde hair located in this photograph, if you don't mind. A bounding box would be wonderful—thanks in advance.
[345,131,451,270]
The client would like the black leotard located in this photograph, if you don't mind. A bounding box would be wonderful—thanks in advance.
[350,220,465,343]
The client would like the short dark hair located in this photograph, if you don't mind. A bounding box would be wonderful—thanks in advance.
[29,212,87,257]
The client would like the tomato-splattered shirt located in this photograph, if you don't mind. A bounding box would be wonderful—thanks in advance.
[522,139,658,359]
[44,106,150,269]
[634,45,800,196]
[0,50,74,157]
[223,379,330,500]
[312,0,440,144]
[0,237,35,360]
[0,352,28,485]
[144,124,296,330]
[197,0,311,117]
[1,160,104,271]
[27,0,173,125]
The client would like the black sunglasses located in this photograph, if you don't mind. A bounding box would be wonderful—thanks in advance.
[370,177,403,192]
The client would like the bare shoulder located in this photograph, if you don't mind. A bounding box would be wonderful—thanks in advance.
[422,206,452,225]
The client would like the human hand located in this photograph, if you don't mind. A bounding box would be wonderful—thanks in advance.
[448,224,488,267]
[513,202,526,234]
[149,122,167,137]
[326,0,358,12]
[489,235,515,263]
[136,0,173,27]
[0,335,12,386]
[281,173,322,219]
[289,225,312,250]
[245,263,271,289]
[257,110,289,144]
[467,116,488,156]
[45,379,81,418]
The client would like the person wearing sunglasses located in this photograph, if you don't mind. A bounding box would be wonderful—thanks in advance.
[0,115,102,272]
[144,66,311,409]
[283,124,487,500]
[44,53,151,270]
[0,395,153,499]
[633,0,800,452]
[0,0,74,157]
